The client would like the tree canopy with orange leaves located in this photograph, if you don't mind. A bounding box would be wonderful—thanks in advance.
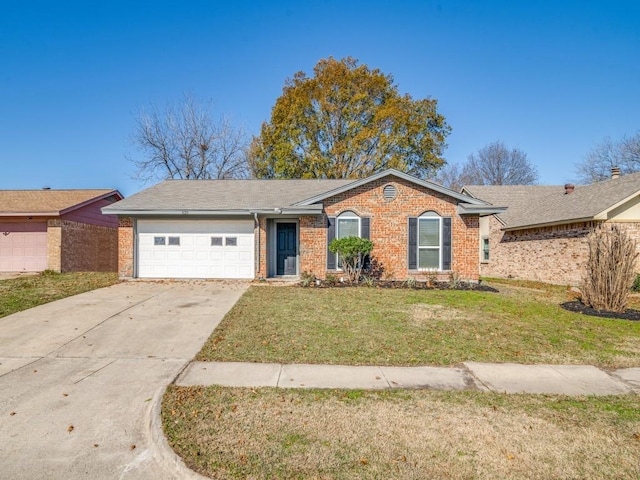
[249,57,451,179]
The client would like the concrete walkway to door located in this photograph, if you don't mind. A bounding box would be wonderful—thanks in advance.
[0,280,247,480]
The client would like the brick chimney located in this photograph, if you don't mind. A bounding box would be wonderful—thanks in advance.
[564,183,575,194]
[611,167,621,179]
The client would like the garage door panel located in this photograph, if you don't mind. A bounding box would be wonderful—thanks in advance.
[166,251,182,262]
[237,236,252,247]
[0,223,47,272]
[195,237,209,247]
[195,251,211,261]
[137,220,255,279]
[137,220,254,235]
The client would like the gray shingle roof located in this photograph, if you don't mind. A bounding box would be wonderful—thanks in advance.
[464,172,640,229]
[103,179,355,213]
[104,169,498,216]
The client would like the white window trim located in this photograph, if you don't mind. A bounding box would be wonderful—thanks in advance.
[481,236,490,263]
[336,211,361,270]
[336,211,361,238]
[418,213,442,271]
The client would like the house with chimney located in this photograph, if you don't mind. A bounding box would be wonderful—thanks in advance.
[462,168,640,285]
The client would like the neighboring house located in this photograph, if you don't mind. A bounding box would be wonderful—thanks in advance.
[0,189,123,273]
[463,170,640,286]
[102,169,504,281]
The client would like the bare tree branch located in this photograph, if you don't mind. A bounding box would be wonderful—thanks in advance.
[576,132,640,183]
[128,94,249,182]
[433,141,538,188]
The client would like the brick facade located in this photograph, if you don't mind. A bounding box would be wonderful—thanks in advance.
[45,219,118,272]
[481,216,640,286]
[258,177,480,281]
[60,220,118,272]
[117,179,481,281]
[117,217,134,278]
[46,219,62,272]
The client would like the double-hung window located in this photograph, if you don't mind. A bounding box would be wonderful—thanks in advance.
[326,211,371,270]
[418,214,441,270]
[336,211,361,269]
[481,236,490,262]
[408,212,452,271]
[337,211,360,240]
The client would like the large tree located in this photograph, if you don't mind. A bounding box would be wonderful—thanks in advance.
[129,94,249,182]
[576,132,640,183]
[435,141,538,190]
[249,57,451,179]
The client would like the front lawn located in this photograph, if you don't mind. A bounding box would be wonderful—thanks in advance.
[197,283,640,368]
[0,271,119,318]
[163,386,640,480]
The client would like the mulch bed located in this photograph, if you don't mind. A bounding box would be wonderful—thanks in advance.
[560,301,640,321]
[301,280,498,292]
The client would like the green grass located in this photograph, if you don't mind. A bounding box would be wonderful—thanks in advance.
[197,283,640,367]
[0,271,119,318]
[163,386,640,480]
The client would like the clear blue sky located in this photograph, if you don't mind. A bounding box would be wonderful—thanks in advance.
[1,0,638,195]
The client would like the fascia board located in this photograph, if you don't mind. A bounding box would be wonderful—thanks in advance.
[293,169,487,206]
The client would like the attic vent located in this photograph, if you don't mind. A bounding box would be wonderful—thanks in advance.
[382,184,397,201]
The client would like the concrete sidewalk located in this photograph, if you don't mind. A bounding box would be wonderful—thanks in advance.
[177,361,640,396]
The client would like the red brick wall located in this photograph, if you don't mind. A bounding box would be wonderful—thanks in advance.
[294,177,480,281]
[59,220,118,272]
[256,217,268,279]
[481,217,640,286]
[117,217,134,277]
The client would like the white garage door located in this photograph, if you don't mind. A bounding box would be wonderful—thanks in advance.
[137,219,255,279]
[0,222,48,272]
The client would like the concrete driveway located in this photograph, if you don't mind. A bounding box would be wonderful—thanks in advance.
[0,280,247,479]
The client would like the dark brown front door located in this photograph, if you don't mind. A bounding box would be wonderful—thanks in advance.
[276,223,297,275]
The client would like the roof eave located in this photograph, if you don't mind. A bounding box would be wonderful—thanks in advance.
[0,212,59,217]
[456,204,507,216]
[59,190,123,215]
[503,216,597,232]
[102,206,325,216]
[102,209,255,216]
[593,191,640,220]
[293,169,487,206]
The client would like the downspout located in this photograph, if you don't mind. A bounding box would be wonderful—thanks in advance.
[254,212,260,278]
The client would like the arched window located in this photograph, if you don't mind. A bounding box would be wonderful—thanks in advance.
[326,211,371,271]
[337,211,360,239]
[408,211,452,271]
[418,211,442,270]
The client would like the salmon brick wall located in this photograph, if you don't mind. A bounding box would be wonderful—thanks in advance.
[117,217,134,277]
[481,216,640,286]
[297,177,480,281]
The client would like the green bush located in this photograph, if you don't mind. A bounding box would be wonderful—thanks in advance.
[328,236,374,284]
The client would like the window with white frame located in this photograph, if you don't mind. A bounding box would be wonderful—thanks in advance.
[481,236,490,262]
[327,212,371,271]
[336,211,361,268]
[336,211,361,239]
[418,212,441,270]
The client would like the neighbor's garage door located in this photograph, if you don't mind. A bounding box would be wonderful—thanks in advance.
[137,219,255,279]
[0,222,48,272]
